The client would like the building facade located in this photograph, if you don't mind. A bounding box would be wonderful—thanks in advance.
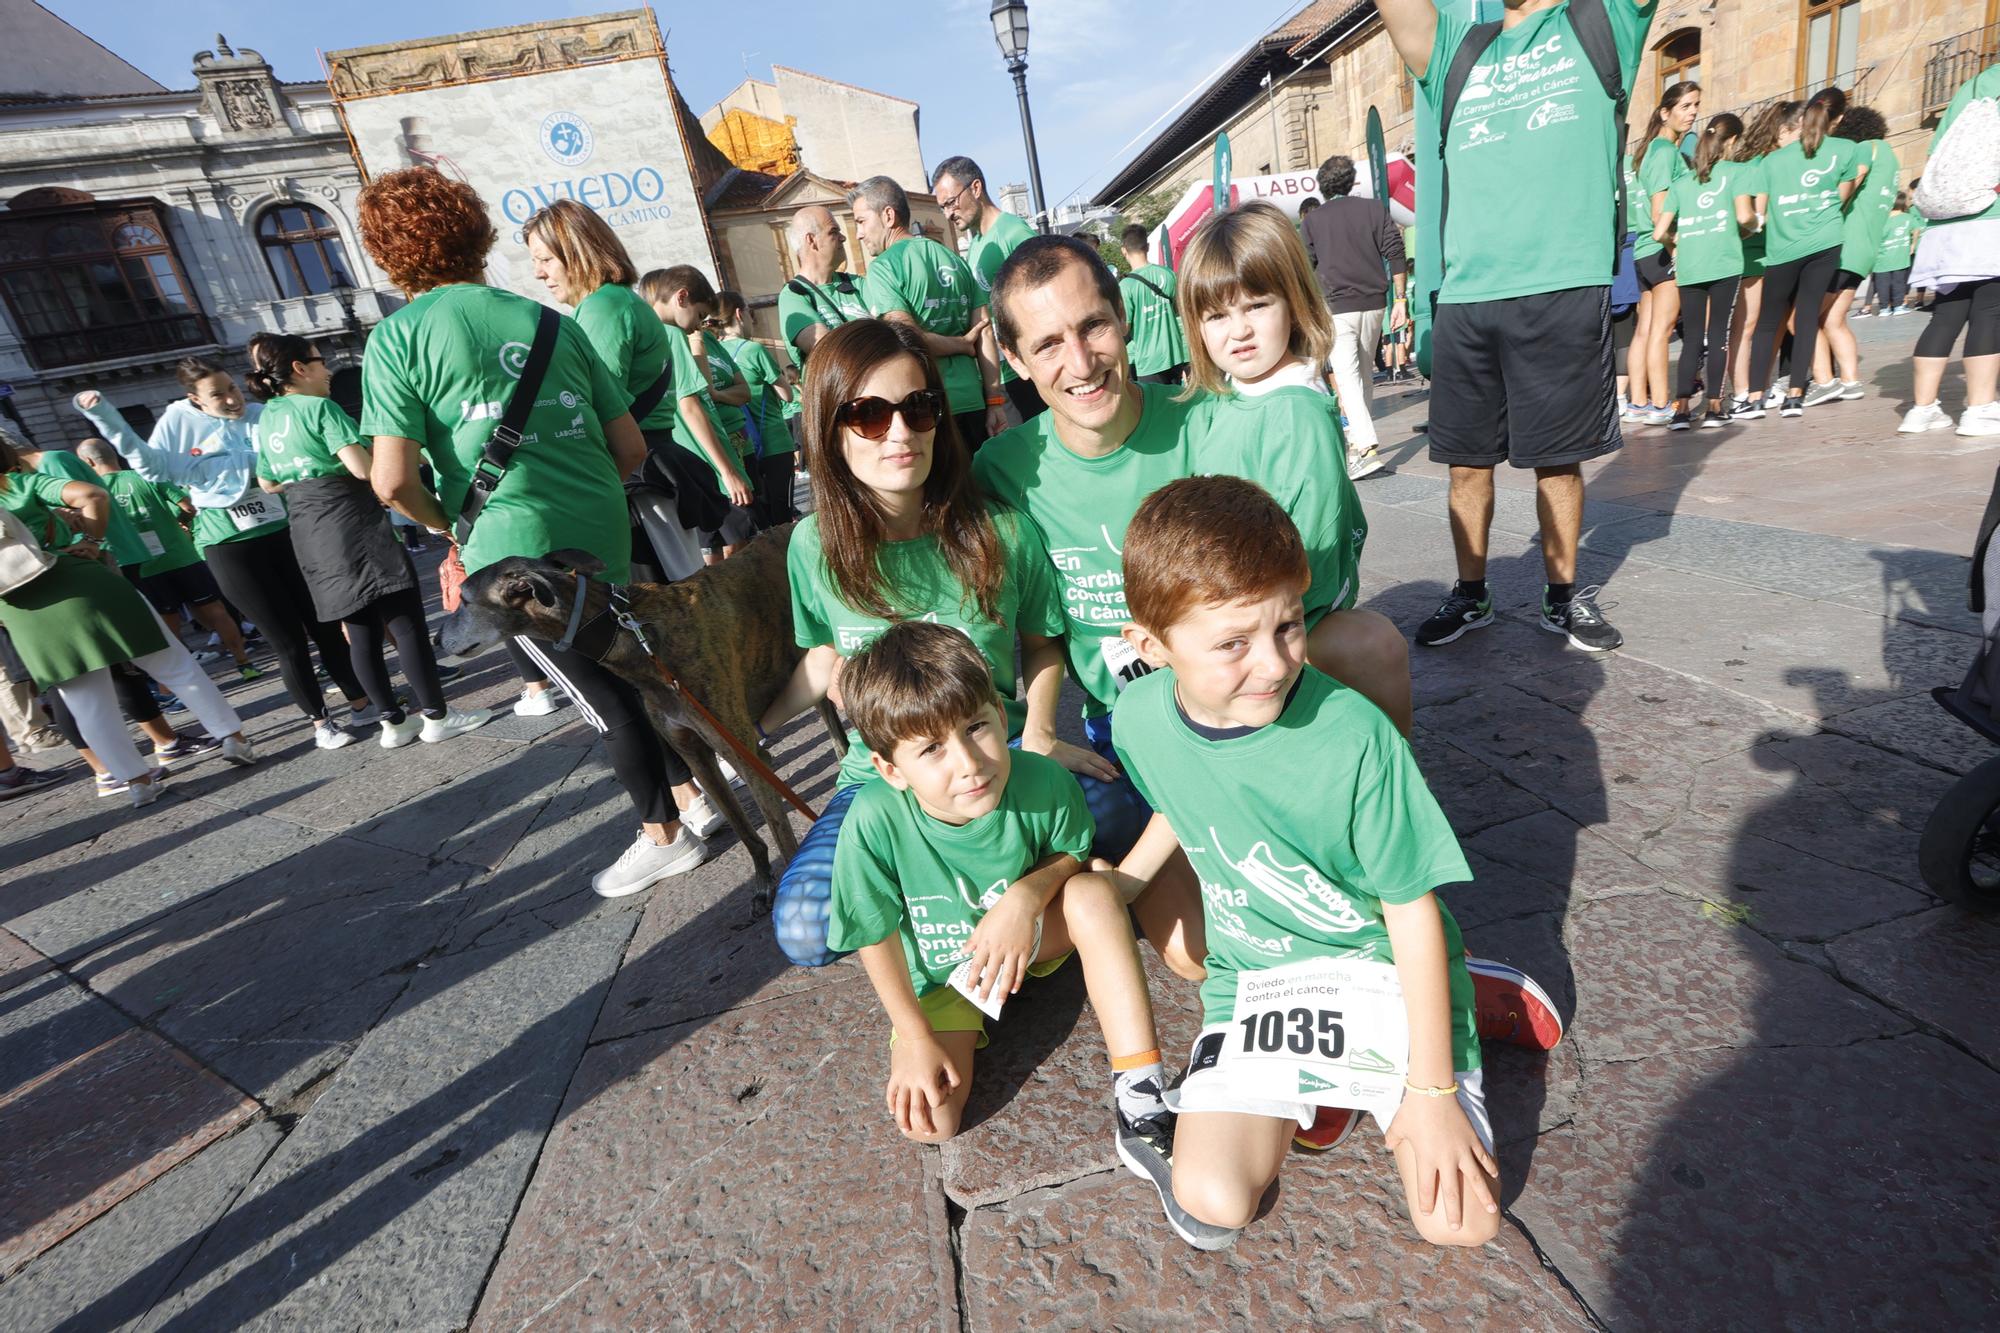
[701,67,926,191]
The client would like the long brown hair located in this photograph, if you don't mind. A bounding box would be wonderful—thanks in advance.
[1692,113,1744,183]
[1735,101,1801,161]
[1801,85,1846,159]
[1633,81,1700,170]
[801,318,1004,623]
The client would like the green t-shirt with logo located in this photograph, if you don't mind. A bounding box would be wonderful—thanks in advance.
[723,335,794,456]
[1662,166,1747,285]
[661,322,737,486]
[861,235,989,414]
[700,336,749,444]
[1874,212,1916,271]
[254,394,359,486]
[1112,665,1480,1071]
[359,283,633,582]
[33,449,146,568]
[575,283,676,433]
[966,209,1037,385]
[1630,136,1687,262]
[1837,139,1899,277]
[1731,156,1768,276]
[973,384,1201,718]
[1418,0,1657,303]
[826,749,1095,995]
[103,470,198,576]
[1120,264,1190,377]
[788,506,1065,789]
[777,271,870,361]
[1756,138,1862,265]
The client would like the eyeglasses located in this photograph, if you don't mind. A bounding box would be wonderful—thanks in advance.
[934,183,971,213]
[833,390,943,440]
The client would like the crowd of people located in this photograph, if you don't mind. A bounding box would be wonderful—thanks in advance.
[2,0,1994,1262]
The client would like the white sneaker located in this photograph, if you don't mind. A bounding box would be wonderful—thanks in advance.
[1958,402,2000,438]
[514,688,561,717]
[1899,402,1954,433]
[380,714,423,749]
[717,756,747,789]
[315,720,360,750]
[1345,446,1386,481]
[129,773,165,808]
[420,708,493,743]
[222,735,258,767]
[680,793,728,838]
[591,828,709,898]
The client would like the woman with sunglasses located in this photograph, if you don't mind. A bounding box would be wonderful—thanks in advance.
[759,317,1112,968]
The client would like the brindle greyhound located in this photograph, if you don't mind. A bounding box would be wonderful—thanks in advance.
[436,523,844,900]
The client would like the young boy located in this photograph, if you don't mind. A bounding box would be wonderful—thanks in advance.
[1105,475,1558,1252]
[828,621,1202,1233]
[637,265,755,560]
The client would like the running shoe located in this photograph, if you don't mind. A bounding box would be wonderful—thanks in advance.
[1294,1104,1363,1151]
[0,764,64,799]
[1639,404,1675,426]
[1837,380,1866,401]
[96,765,168,797]
[1468,957,1566,1050]
[1667,410,1692,431]
[434,661,463,683]
[1346,445,1387,481]
[1728,395,1766,421]
[237,663,262,683]
[420,708,493,744]
[222,735,258,767]
[1415,588,1494,648]
[1698,404,1727,430]
[129,773,165,809]
[679,793,728,839]
[314,720,360,750]
[1117,1096,1237,1251]
[592,827,709,898]
[1618,399,1643,424]
[1800,380,1844,408]
[1854,308,1873,318]
[1957,403,2000,438]
[1541,585,1622,653]
[717,757,748,790]
[1898,402,1954,433]
[379,714,423,749]
[193,648,225,665]
[1779,395,1806,418]
[152,733,221,765]
[152,689,185,713]
[1762,386,1786,411]
[513,687,561,718]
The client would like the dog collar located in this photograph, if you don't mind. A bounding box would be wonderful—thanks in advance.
[553,572,620,661]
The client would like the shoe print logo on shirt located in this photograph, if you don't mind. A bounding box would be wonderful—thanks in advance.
[1211,829,1370,938]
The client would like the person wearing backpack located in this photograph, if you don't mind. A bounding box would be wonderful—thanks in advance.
[1903,61,2000,437]
[1118,225,1191,388]
[1381,0,1654,656]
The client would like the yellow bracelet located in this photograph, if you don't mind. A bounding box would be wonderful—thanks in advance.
[1404,1076,1458,1098]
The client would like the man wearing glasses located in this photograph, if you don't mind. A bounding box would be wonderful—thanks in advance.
[933,156,1043,423]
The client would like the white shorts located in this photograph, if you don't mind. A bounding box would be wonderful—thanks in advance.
[1164,1026,1494,1153]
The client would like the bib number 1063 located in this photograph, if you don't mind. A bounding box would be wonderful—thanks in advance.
[1238,1006,1344,1061]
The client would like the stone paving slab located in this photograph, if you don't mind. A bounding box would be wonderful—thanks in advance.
[1825,908,2000,1070]
[1819,690,1994,777]
[0,926,51,997]
[1,971,137,1097]
[1461,808,1664,904]
[346,737,586,871]
[1687,743,1931,894]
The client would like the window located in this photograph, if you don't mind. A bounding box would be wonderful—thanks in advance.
[0,201,210,370]
[257,203,355,299]
[1800,0,1862,92]
[1656,29,1701,98]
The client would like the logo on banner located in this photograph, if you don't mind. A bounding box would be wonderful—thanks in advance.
[541,112,595,168]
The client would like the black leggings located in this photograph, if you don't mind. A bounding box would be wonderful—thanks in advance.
[1873,267,1910,312]
[510,635,691,824]
[344,585,445,723]
[751,452,798,529]
[1750,245,1841,395]
[203,528,363,721]
[1915,278,2000,360]
[1676,276,1741,402]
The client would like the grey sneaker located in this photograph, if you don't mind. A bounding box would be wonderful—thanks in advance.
[1116,1101,1239,1251]
[1541,585,1623,653]
[592,827,709,898]
[1837,379,1866,401]
[221,735,258,767]
[1800,380,1844,408]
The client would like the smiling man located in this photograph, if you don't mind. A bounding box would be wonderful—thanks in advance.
[933,155,1043,422]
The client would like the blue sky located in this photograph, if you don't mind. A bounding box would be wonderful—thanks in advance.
[46,0,1311,208]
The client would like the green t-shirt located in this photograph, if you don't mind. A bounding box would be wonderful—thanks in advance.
[1731,156,1768,276]
[777,271,870,361]
[1755,138,1862,265]
[1120,264,1190,377]
[1418,0,1657,303]
[1837,139,1899,277]
[1630,137,1687,262]
[575,283,676,433]
[1112,666,1480,1071]
[33,449,145,568]
[661,322,736,485]
[358,283,633,581]
[1926,62,2000,230]
[723,335,794,456]
[974,385,1201,718]
[1662,166,1747,286]
[254,394,359,486]
[0,470,73,547]
[103,470,198,577]
[701,337,748,441]
[825,749,1095,996]
[966,209,1037,385]
[861,235,988,414]
[1874,212,1916,271]
[788,507,1066,788]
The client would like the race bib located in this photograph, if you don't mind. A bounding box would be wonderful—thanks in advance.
[138,530,165,558]
[1097,634,1155,694]
[226,491,285,532]
[1221,956,1409,1120]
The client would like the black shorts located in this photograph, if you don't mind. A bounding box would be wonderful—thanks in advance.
[1832,269,1864,293]
[1428,286,1622,471]
[136,560,222,615]
[1611,305,1636,353]
[1635,250,1675,291]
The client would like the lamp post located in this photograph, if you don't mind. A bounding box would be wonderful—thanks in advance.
[989,0,1049,233]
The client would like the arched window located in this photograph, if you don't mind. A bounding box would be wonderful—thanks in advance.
[257,203,355,299]
[1656,28,1701,100]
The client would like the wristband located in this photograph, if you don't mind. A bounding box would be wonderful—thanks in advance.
[1404,1076,1458,1098]
[985,394,1007,407]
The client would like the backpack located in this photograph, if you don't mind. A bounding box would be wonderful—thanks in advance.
[0,502,55,597]
[1914,94,2000,221]
[1435,0,1630,278]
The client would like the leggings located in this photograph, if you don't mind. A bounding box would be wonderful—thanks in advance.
[505,638,551,689]
[509,635,690,825]
[1915,278,2000,360]
[54,609,243,782]
[1676,276,1741,402]
[1874,267,1910,312]
[343,585,445,723]
[203,529,363,721]
[751,452,798,529]
[1750,245,1840,395]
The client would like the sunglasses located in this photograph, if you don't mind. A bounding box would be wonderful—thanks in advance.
[833,390,943,440]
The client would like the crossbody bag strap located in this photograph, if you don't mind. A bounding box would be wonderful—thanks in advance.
[1122,270,1170,303]
[626,364,676,425]
[455,305,561,546]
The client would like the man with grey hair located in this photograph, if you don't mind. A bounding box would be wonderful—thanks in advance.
[779,204,869,368]
[933,155,1042,421]
[848,175,1006,448]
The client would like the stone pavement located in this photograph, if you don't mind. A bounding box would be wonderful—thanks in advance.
[4,314,1999,1329]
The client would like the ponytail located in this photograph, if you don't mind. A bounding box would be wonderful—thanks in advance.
[243,332,316,403]
[1633,81,1700,171]
[1800,86,1846,159]
[1692,113,1744,183]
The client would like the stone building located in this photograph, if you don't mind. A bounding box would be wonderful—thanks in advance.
[701,67,926,190]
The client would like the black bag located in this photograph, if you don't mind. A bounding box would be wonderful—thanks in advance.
[453,305,561,547]
[1122,269,1172,304]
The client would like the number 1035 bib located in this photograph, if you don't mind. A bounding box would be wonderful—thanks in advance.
[1221,956,1409,1120]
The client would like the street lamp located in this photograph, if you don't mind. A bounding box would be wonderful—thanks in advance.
[989,0,1049,233]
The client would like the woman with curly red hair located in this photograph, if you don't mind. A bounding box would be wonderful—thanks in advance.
[356,168,713,899]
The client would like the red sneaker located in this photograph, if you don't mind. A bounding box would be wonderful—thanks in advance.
[1468,957,1565,1050]
[1293,1103,1363,1151]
